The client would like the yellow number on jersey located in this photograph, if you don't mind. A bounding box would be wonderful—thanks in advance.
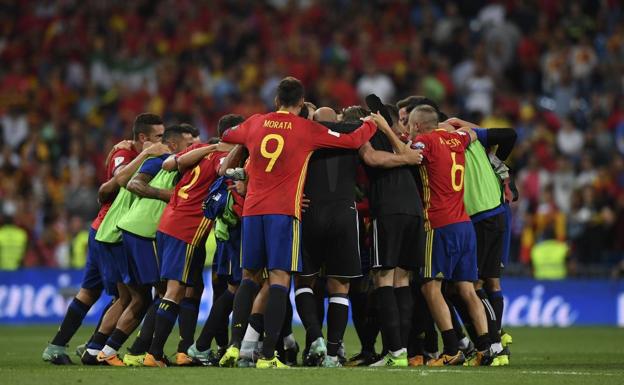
[450,151,465,192]
[178,165,201,199]
[260,134,284,172]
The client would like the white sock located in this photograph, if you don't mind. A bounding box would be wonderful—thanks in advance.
[391,348,406,357]
[491,342,503,354]
[101,345,116,357]
[86,348,100,356]
[243,324,260,342]
[458,336,470,349]
[283,333,297,349]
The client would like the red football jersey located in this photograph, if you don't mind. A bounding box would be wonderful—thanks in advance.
[221,111,376,219]
[158,148,227,245]
[412,129,471,230]
[91,147,139,230]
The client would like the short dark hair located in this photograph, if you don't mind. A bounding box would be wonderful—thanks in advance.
[133,113,163,140]
[179,123,199,138]
[162,124,192,143]
[342,105,369,123]
[207,137,221,144]
[217,114,245,137]
[397,96,447,120]
[384,103,399,125]
[276,77,304,108]
[396,96,424,110]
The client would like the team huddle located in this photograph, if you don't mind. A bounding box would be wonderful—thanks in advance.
[42,76,517,368]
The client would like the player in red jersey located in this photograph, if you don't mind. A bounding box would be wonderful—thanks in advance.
[43,113,165,365]
[143,119,237,367]
[408,105,493,366]
[217,77,377,369]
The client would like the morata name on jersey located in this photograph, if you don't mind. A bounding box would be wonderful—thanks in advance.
[264,120,293,130]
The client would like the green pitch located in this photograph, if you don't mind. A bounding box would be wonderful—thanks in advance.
[1,326,622,385]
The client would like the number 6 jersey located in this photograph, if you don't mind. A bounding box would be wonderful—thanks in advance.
[158,143,227,246]
[411,129,472,230]
[221,110,377,219]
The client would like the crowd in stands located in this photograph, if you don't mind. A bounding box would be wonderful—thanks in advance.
[1,0,623,277]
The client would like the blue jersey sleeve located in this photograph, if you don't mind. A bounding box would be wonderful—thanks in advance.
[138,154,169,177]
[474,128,489,148]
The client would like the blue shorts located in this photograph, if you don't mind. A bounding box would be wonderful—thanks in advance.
[215,225,242,284]
[82,228,104,292]
[90,234,125,295]
[241,215,302,272]
[422,221,477,282]
[501,203,512,267]
[157,231,206,286]
[121,230,160,285]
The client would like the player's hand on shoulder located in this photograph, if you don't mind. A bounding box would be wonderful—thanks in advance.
[445,117,478,129]
[438,121,455,132]
[369,112,391,133]
[144,142,170,156]
[457,126,477,142]
[405,148,424,165]
[113,139,133,152]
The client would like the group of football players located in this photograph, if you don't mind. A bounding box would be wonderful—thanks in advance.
[42,76,516,369]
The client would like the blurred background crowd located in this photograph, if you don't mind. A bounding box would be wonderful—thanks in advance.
[0,0,623,278]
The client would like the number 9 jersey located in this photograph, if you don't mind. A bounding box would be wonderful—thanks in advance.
[158,144,227,246]
[221,111,376,220]
[412,129,472,230]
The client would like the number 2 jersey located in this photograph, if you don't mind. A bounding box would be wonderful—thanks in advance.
[221,110,377,219]
[157,144,227,246]
[412,129,471,230]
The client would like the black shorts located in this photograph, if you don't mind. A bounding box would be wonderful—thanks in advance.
[474,212,506,279]
[371,214,424,270]
[301,200,362,278]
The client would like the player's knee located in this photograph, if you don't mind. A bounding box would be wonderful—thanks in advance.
[242,269,262,284]
[420,279,441,298]
[164,280,187,303]
[373,268,394,287]
[457,284,478,301]
[327,277,349,294]
[485,278,501,292]
[76,288,101,306]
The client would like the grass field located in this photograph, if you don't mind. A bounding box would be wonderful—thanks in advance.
[1,326,623,385]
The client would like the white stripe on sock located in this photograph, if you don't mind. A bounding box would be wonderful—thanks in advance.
[329,297,349,306]
[295,287,313,296]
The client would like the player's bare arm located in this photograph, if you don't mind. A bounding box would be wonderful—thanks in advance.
[370,112,406,154]
[458,126,478,143]
[445,117,479,129]
[176,144,218,174]
[358,141,422,168]
[97,177,119,205]
[115,142,170,188]
[219,145,245,176]
[161,154,177,171]
[126,172,172,202]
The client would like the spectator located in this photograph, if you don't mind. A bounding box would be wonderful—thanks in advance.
[557,117,584,158]
[0,0,621,275]
[356,62,396,104]
[0,216,28,270]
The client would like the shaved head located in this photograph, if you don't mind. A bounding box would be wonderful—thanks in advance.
[313,107,337,123]
[409,105,439,135]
